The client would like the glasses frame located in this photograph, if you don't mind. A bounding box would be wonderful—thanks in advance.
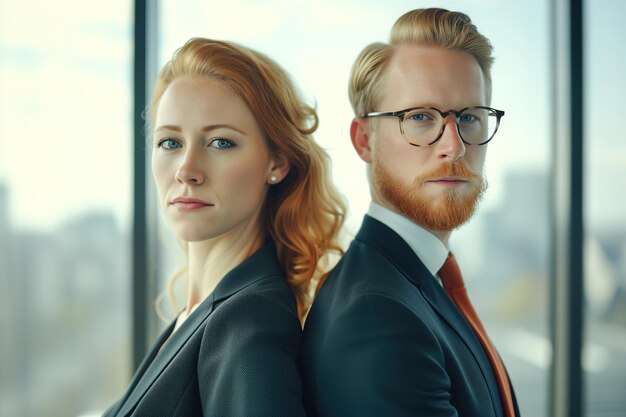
[361,106,505,147]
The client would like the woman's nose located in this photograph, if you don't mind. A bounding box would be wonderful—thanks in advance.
[175,150,205,185]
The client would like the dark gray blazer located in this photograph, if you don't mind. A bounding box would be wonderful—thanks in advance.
[104,243,306,417]
[301,216,520,417]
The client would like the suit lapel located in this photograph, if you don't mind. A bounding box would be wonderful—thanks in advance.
[116,296,215,416]
[210,243,284,303]
[419,268,503,416]
[115,242,283,417]
[356,216,503,415]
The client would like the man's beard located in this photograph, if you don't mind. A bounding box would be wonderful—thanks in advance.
[373,160,487,232]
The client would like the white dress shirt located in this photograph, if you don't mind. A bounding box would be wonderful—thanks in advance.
[367,201,449,279]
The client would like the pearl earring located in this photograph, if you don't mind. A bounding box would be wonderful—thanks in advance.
[269,175,277,183]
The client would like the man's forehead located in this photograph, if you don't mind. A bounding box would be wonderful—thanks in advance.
[379,45,487,108]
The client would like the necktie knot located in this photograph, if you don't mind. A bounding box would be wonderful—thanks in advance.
[439,252,465,290]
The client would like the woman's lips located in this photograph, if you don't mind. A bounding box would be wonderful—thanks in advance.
[170,197,213,211]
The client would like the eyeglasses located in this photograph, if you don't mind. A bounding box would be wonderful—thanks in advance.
[361,106,505,147]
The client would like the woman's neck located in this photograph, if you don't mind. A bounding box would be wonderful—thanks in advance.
[184,221,264,316]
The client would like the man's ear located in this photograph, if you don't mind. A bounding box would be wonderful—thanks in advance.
[267,153,290,184]
[350,118,373,163]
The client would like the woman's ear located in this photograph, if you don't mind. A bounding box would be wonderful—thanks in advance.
[267,153,290,184]
[350,118,373,163]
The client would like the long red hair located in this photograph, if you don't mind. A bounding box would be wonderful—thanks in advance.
[151,38,346,318]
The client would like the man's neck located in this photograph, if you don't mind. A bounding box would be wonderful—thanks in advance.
[371,197,452,247]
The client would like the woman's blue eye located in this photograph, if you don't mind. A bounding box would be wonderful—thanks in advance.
[210,138,235,149]
[157,138,181,149]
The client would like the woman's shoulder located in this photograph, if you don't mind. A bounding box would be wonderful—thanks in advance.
[200,270,302,351]
[218,273,299,322]
[208,245,299,318]
[219,242,296,299]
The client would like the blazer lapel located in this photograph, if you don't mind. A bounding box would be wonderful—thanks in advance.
[115,242,283,417]
[356,215,503,416]
[116,295,215,417]
[210,243,284,303]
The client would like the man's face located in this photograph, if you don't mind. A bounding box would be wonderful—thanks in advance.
[358,45,489,237]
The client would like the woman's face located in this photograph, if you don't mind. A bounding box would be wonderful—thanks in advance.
[151,76,284,242]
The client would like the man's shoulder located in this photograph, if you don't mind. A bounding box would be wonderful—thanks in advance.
[311,236,425,317]
[331,236,407,284]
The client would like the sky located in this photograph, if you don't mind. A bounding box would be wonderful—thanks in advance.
[0,0,624,234]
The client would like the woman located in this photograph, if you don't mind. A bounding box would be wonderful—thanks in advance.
[104,38,345,416]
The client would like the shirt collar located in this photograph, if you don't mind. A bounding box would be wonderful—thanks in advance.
[367,201,449,276]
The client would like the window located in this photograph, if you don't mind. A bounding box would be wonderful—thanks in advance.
[584,1,626,415]
[0,1,133,415]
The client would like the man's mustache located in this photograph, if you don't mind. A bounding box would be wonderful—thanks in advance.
[415,162,481,184]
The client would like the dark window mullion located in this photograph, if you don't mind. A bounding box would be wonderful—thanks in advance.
[550,0,584,416]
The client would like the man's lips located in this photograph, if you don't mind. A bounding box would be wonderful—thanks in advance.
[425,177,468,187]
[427,176,468,183]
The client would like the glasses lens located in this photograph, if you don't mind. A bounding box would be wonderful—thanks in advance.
[457,107,500,145]
[400,107,501,146]
[401,108,443,146]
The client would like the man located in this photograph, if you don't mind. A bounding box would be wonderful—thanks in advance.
[301,8,519,417]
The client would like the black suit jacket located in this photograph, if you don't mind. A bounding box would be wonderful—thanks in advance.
[301,216,520,417]
[104,243,306,417]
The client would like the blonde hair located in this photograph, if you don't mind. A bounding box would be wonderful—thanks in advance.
[349,8,494,117]
[152,38,346,318]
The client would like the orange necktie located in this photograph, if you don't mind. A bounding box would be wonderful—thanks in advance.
[439,252,515,417]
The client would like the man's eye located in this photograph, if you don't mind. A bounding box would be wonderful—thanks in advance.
[408,113,429,121]
[406,111,436,123]
[459,114,478,123]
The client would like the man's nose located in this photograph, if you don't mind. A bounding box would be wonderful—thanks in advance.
[435,117,466,161]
